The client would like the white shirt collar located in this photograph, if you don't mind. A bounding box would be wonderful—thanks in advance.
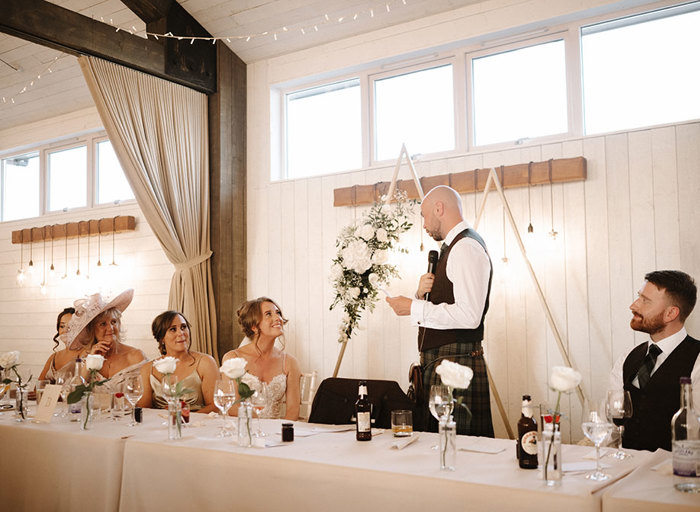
[443,220,470,246]
[651,327,688,355]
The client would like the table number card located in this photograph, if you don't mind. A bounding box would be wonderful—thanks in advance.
[34,384,61,423]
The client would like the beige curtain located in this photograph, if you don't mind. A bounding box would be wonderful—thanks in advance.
[79,56,218,360]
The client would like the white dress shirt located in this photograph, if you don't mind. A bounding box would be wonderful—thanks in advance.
[409,220,491,330]
[609,327,700,407]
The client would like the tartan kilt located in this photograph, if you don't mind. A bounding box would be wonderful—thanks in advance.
[421,342,494,437]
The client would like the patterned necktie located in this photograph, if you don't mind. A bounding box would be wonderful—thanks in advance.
[636,343,662,389]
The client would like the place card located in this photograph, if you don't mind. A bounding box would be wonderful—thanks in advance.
[33,384,61,423]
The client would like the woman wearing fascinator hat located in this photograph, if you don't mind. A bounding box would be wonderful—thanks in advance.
[60,289,146,381]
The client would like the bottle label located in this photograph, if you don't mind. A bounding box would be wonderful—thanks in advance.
[673,441,700,477]
[357,411,371,432]
[521,430,538,455]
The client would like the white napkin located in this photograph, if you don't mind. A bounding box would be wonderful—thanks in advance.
[391,433,419,450]
[562,461,611,473]
[651,458,673,475]
[457,439,505,454]
[582,447,615,460]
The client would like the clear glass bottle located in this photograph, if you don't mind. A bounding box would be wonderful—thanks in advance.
[68,358,86,421]
[671,376,700,493]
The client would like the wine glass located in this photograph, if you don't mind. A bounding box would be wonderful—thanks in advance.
[124,375,143,427]
[250,390,267,438]
[606,390,633,460]
[213,379,236,438]
[55,374,71,418]
[582,400,614,481]
[428,384,454,450]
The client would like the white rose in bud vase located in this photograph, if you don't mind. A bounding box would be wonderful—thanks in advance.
[220,358,247,379]
[0,350,20,369]
[85,354,105,371]
[436,359,474,390]
[154,356,178,375]
[549,366,582,393]
[357,224,375,241]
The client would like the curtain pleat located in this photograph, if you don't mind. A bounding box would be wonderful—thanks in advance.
[79,56,218,360]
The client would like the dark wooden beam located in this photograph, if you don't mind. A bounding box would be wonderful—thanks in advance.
[1,0,215,93]
[120,0,174,23]
[209,42,247,357]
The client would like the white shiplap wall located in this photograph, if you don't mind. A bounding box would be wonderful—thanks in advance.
[246,0,700,442]
[0,109,173,379]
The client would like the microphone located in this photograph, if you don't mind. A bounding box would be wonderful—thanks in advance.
[425,250,438,301]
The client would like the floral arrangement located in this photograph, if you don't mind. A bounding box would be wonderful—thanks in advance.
[154,356,193,438]
[0,351,32,420]
[543,366,582,481]
[436,359,473,470]
[330,191,415,343]
[67,354,110,429]
[220,358,256,444]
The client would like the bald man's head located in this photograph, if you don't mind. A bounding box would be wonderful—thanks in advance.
[420,186,464,241]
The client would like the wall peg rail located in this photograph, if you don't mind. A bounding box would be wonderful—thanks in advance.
[10,216,136,244]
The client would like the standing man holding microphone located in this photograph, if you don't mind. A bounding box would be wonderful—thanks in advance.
[386,185,494,436]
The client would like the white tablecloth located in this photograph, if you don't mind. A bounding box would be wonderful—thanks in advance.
[602,449,700,512]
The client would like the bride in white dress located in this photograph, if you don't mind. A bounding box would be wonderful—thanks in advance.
[221,297,301,420]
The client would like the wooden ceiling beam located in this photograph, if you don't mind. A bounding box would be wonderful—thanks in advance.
[1,0,216,94]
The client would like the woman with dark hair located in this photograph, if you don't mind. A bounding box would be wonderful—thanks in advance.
[38,307,80,383]
[137,310,218,413]
[221,297,301,420]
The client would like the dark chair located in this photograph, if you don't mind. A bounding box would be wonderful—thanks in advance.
[308,377,421,430]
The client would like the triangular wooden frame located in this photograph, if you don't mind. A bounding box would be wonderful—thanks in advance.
[474,167,587,413]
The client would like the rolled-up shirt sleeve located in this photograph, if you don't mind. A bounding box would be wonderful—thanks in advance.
[410,237,490,330]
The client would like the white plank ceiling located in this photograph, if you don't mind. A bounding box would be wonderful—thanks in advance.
[0,0,482,135]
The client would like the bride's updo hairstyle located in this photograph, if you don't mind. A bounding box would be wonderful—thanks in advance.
[236,297,288,340]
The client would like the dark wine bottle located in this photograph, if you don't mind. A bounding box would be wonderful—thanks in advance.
[356,381,372,441]
[517,394,538,469]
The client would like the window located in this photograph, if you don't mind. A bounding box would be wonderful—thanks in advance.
[97,140,134,204]
[1,153,40,221]
[471,39,568,146]
[48,145,87,212]
[582,3,700,134]
[286,79,362,179]
[373,63,455,161]
[0,134,134,222]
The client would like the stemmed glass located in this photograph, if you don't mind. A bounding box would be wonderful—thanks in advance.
[250,391,267,438]
[582,400,614,481]
[606,390,633,460]
[429,384,454,450]
[124,375,143,427]
[55,374,71,418]
[214,379,236,438]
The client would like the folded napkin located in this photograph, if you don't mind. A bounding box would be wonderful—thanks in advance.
[562,461,611,473]
[457,439,505,454]
[391,433,419,450]
[651,458,673,475]
[582,447,616,460]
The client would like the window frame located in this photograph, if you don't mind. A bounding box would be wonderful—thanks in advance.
[0,131,135,223]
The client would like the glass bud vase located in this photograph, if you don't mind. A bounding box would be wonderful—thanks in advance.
[80,392,94,430]
[238,401,253,448]
[439,415,457,471]
[14,386,29,422]
[542,423,562,486]
[168,400,183,440]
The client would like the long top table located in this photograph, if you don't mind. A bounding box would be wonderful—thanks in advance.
[1,407,698,512]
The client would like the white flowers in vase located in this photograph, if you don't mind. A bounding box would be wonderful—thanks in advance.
[0,350,31,420]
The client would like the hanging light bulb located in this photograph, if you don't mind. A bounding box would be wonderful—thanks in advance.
[40,229,47,293]
[501,206,509,265]
[16,230,25,286]
[49,225,55,277]
[61,225,68,279]
[28,229,34,275]
[110,217,118,266]
[76,222,81,276]
[96,220,102,268]
[548,160,558,241]
[85,221,91,280]
[527,162,534,235]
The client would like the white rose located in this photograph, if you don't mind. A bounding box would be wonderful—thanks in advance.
[357,224,375,241]
[368,273,380,287]
[549,366,582,393]
[372,250,389,265]
[0,350,20,369]
[436,359,474,389]
[342,313,351,324]
[154,356,178,375]
[85,354,105,371]
[349,287,361,299]
[376,228,388,243]
[330,263,343,280]
[342,240,372,274]
[220,358,247,379]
